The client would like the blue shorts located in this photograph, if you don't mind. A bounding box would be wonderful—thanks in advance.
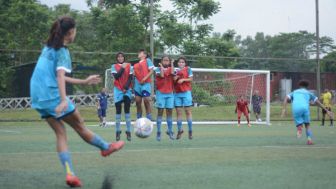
[97,108,106,117]
[292,107,310,126]
[155,91,174,109]
[174,91,192,107]
[134,79,151,97]
[35,97,76,119]
[114,87,132,103]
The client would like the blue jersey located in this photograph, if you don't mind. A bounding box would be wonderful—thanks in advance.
[30,46,72,109]
[97,93,109,109]
[288,88,318,111]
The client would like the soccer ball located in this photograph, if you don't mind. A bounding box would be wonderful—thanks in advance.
[134,117,153,138]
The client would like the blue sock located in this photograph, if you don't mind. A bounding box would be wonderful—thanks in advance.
[306,129,313,139]
[157,116,162,133]
[167,116,173,133]
[90,134,109,150]
[58,151,74,175]
[146,113,152,121]
[125,113,131,132]
[187,118,193,132]
[177,119,183,131]
[115,114,121,132]
[136,112,142,119]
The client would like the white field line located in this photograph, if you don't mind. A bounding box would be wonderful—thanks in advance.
[0,145,335,156]
[0,129,21,134]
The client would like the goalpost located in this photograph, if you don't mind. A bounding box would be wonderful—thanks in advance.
[105,68,271,125]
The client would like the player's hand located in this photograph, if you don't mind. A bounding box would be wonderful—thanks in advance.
[327,111,334,119]
[281,109,286,118]
[158,63,163,68]
[140,78,146,84]
[55,99,68,117]
[122,62,130,68]
[86,75,101,85]
[177,79,184,84]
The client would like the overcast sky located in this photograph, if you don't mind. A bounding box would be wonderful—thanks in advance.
[39,0,336,42]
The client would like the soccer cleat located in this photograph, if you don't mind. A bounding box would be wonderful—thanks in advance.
[237,124,240,127]
[156,132,161,141]
[116,131,121,141]
[166,131,175,140]
[188,131,193,140]
[176,130,184,140]
[66,174,82,188]
[296,128,302,138]
[101,141,125,157]
[307,139,313,145]
[248,123,251,127]
[258,118,262,122]
[125,131,131,141]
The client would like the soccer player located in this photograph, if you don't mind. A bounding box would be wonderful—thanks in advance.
[252,90,263,122]
[320,89,334,126]
[133,49,154,120]
[96,88,109,127]
[281,80,333,145]
[30,16,124,188]
[111,52,133,141]
[174,57,193,140]
[235,95,251,127]
[154,56,175,141]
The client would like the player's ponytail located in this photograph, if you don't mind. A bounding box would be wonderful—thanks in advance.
[46,16,76,50]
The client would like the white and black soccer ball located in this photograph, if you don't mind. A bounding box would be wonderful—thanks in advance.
[134,117,153,138]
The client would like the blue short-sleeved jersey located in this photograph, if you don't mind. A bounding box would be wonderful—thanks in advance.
[30,46,72,109]
[97,93,109,109]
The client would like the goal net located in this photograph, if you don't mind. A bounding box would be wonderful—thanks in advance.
[105,68,271,125]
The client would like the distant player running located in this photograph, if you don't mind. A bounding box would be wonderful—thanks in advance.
[30,16,124,188]
[235,95,251,127]
[154,55,175,141]
[174,57,193,140]
[111,52,133,141]
[133,49,154,120]
[282,80,333,145]
[320,89,334,126]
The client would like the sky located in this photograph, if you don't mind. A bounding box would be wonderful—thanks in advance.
[39,0,336,42]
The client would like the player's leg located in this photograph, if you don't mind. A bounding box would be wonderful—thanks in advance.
[123,95,132,141]
[321,108,326,126]
[135,95,143,119]
[327,107,333,126]
[102,108,107,127]
[98,109,103,127]
[156,108,164,141]
[244,109,251,127]
[62,109,124,156]
[305,123,313,145]
[144,95,152,121]
[115,101,123,141]
[185,106,193,139]
[165,94,174,140]
[237,110,242,127]
[46,118,82,187]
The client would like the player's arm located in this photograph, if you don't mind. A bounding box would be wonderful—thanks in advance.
[113,63,129,79]
[142,69,154,83]
[235,102,238,113]
[123,74,133,92]
[55,69,68,115]
[281,96,290,117]
[314,99,334,118]
[65,75,101,85]
[157,64,164,78]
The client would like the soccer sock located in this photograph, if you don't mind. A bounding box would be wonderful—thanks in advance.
[125,113,131,132]
[331,119,333,125]
[238,116,241,124]
[187,118,193,132]
[115,114,121,132]
[90,134,109,150]
[136,112,142,119]
[58,151,74,176]
[177,119,183,131]
[306,128,313,139]
[146,113,152,121]
[156,116,162,133]
[167,116,173,133]
[322,118,325,126]
[246,116,250,124]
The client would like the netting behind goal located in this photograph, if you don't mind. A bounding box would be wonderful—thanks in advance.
[105,68,270,125]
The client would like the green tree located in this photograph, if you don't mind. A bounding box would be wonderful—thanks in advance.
[322,51,336,72]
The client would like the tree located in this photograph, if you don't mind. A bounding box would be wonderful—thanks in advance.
[322,51,336,72]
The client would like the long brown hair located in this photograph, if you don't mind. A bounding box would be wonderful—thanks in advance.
[46,16,76,50]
